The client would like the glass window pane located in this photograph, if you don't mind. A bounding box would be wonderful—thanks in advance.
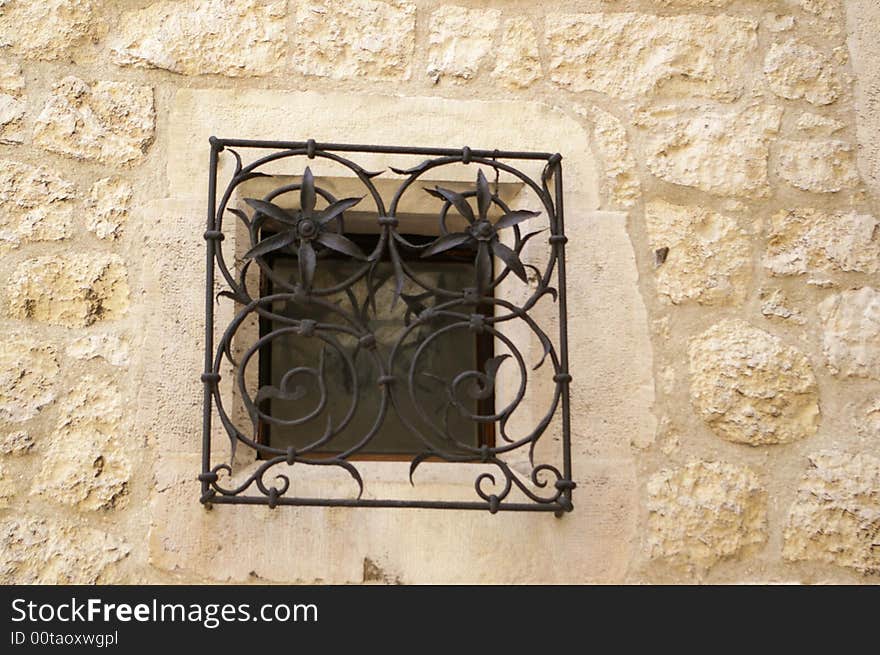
[263,252,485,456]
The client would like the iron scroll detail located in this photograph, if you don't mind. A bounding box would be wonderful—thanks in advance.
[201,138,574,515]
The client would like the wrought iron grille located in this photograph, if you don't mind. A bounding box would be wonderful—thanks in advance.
[200,138,574,515]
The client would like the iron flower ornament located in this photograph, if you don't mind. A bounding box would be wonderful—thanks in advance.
[242,167,366,289]
[421,169,540,288]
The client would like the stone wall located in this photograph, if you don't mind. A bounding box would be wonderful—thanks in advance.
[0,0,878,584]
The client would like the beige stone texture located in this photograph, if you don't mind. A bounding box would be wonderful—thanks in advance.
[795,112,845,136]
[86,177,132,240]
[646,460,767,571]
[777,140,861,193]
[7,253,129,327]
[0,91,23,144]
[426,6,500,83]
[31,428,130,511]
[0,429,33,455]
[764,38,841,106]
[645,201,751,306]
[0,59,23,142]
[688,320,819,446]
[0,0,101,61]
[491,17,541,90]
[546,13,756,101]
[764,209,880,277]
[784,451,880,575]
[759,288,805,324]
[0,516,128,583]
[817,287,880,380]
[110,0,286,77]
[847,1,880,200]
[584,106,641,208]
[0,58,24,96]
[0,159,75,252]
[55,374,122,435]
[33,77,155,166]
[293,0,414,81]
[66,334,131,367]
[639,104,782,197]
[31,376,130,511]
[0,463,16,507]
[0,334,58,423]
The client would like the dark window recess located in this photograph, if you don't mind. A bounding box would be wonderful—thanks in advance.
[201,139,574,514]
[259,231,495,457]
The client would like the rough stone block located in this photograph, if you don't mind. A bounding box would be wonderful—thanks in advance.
[0,159,75,252]
[0,516,128,583]
[784,451,880,575]
[646,460,767,570]
[764,209,880,277]
[646,201,751,306]
[110,0,287,77]
[817,287,880,380]
[688,320,819,445]
[639,104,782,197]
[426,6,500,82]
[547,12,756,101]
[33,77,155,166]
[7,253,129,327]
[293,0,415,81]
[0,335,58,423]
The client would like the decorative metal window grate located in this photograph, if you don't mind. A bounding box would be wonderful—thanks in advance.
[200,138,574,515]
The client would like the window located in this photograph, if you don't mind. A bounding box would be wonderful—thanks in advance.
[201,139,574,514]
[258,231,496,458]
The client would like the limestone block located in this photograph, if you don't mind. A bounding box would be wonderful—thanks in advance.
[111,0,286,77]
[491,17,541,90]
[31,427,130,511]
[0,516,128,583]
[546,13,756,101]
[645,201,751,306]
[646,460,767,570]
[688,320,819,445]
[585,106,640,208]
[817,287,880,380]
[66,334,130,367]
[778,140,860,193]
[0,335,58,423]
[7,253,129,327]
[795,112,845,136]
[0,159,75,252]
[0,59,24,96]
[0,93,23,144]
[33,77,155,166]
[55,375,122,435]
[426,6,500,82]
[31,376,130,511]
[0,0,100,61]
[764,209,880,276]
[0,429,32,455]
[293,0,415,81]
[86,177,132,240]
[639,104,782,197]
[765,38,841,105]
[0,59,24,142]
[784,451,880,575]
